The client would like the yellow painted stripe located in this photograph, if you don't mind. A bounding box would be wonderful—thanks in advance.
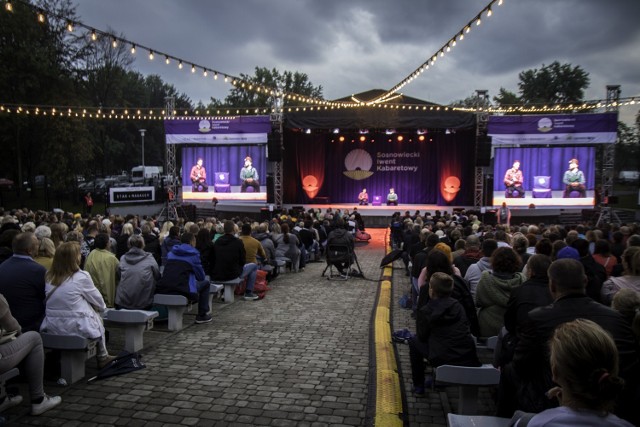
[373,237,403,426]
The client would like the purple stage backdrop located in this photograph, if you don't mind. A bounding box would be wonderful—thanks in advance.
[493,146,596,192]
[488,113,617,145]
[182,146,266,188]
[282,130,476,205]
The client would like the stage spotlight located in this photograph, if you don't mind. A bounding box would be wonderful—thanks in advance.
[445,129,451,134]
[305,129,311,134]
[332,128,340,134]
[418,135,425,142]
[358,129,369,134]
[385,129,396,135]
[338,135,345,142]
[397,135,404,142]
[359,135,366,142]
[417,129,428,135]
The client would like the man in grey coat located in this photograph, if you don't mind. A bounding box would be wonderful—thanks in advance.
[116,234,160,310]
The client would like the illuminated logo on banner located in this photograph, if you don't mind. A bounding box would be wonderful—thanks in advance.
[343,149,374,180]
[537,118,553,132]
[198,120,211,133]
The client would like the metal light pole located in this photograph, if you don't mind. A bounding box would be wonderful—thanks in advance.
[139,129,146,167]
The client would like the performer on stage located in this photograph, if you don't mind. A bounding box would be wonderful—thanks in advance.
[503,160,524,198]
[190,158,208,192]
[387,188,398,206]
[563,158,586,197]
[240,156,260,192]
[358,188,369,205]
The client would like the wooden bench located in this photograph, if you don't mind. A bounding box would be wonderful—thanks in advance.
[152,294,190,331]
[447,414,510,427]
[208,283,224,311]
[40,333,98,384]
[435,364,501,415]
[103,309,159,352]
[210,278,242,304]
[0,368,19,400]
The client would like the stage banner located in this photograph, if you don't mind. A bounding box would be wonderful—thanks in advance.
[164,116,271,145]
[109,186,155,204]
[488,113,617,145]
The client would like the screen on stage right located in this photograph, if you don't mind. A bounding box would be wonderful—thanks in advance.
[492,146,596,207]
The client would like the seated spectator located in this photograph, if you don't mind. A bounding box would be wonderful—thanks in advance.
[409,272,480,396]
[0,229,19,265]
[254,223,277,265]
[211,221,260,301]
[476,247,525,337]
[0,294,61,415]
[0,232,46,333]
[140,224,161,265]
[34,237,55,271]
[156,232,212,323]
[41,242,115,368]
[612,289,640,345]
[116,234,160,310]
[498,259,639,422]
[274,223,302,272]
[115,223,134,259]
[572,238,607,303]
[160,226,181,265]
[325,218,355,277]
[593,239,618,278]
[298,221,320,262]
[453,235,482,278]
[239,223,267,266]
[601,246,640,306]
[464,239,498,299]
[511,319,633,427]
[84,233,119,308]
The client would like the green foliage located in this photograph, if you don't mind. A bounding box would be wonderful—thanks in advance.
[517,61,590,105]
[616,121,640,172]
[219,67,323,108]
[493,88,521,107]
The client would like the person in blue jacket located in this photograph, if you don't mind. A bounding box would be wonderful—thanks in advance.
[156,232,211,323]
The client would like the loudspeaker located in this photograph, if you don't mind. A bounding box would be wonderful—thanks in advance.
[266,175,274,203]
[476,135,492,167]
[267,131,282,161]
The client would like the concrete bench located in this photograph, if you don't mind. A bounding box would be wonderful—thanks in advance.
[208,283,224,311]
[447,414,510,427]
[103,309,159,352]
[435,364,501,415]
[211,278,242,304]
[276,257,291,273]
[40,333,98,384]
[153,294,190,331]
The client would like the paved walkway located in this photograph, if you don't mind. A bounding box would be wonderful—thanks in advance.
[5,228,495,426]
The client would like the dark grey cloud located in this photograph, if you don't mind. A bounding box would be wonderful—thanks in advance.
[73,0,640,121]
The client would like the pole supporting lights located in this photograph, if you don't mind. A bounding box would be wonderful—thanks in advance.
[139,129,146,167]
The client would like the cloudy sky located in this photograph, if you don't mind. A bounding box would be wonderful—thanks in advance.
[73,0,640,123]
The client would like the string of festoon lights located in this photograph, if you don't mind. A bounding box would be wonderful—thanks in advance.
[1,96,637,121]
[369,0,506,105]
[3,0,355,109]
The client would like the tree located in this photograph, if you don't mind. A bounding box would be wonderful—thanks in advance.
[616,121,640,172]
[517,61,590,105]
[449,93,492,109]
[219,67,323,108]
[493,88,521,107]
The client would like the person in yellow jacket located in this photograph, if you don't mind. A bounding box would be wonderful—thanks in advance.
[84,233,119,307]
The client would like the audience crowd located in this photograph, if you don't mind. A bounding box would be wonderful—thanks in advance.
[0,205,638,424]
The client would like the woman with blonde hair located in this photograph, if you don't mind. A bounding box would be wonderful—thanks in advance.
[512,319,632,426]
[33,237,55,271]
[158,221,174,243]
[40,242,115,368]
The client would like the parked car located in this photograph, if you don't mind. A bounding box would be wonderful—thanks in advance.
[618,170,639,184]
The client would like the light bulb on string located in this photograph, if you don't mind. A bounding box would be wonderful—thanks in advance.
[91,30,97,41]
[130,44,136,54]
[178,61,183,69]
[487,7,492,16]
[37,11,45,23]
[498,0,503,5]
[476,16,481,25]
[111,37,117,48]
[66,21,74,32]
[214,72,218,80]
[165,56,170,65]
[148,50,154,60]
[191,64,196,73]
[465,25,471,33]
[203,69,208,77]
[5,1,13,12]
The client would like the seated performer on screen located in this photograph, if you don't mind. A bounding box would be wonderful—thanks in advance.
[563,158,586,197]
[358,188,369,205]
[503,160,525,198]
[387,188,398,206]
[190,158,208,192]
[240,156,260,192]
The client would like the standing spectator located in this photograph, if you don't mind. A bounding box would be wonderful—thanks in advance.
[156,232,212,323]
[497,202,511,226]
[84,233,119,308]
[0,232,46,332]
[211,220,259,301]
[116,235,160,310]
[83,192,93,215]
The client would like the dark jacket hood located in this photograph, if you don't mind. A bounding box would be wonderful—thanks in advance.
[170,243,200,257]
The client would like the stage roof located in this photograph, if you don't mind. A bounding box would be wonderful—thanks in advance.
[285,89,476,130]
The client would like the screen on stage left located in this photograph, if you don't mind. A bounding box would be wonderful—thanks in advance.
[492,146,596,208]
[181,146,266,203]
